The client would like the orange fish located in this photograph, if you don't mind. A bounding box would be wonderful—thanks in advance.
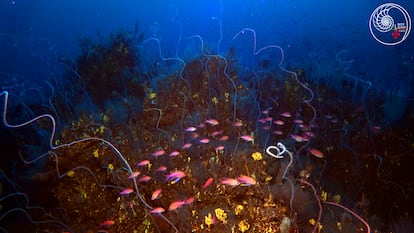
[151,188,162,200]
[184,196,195,205]
[219,135,229,141]
[237,175,256,186]
[168,201,186,211]
[308,148,324,158]
[128,171,141,179]
[156,165,167,172]
[205,118,219,126]
[202,177,214,190]
[138,176,152,182]
[220,178,240,187]
[100,220,115,227]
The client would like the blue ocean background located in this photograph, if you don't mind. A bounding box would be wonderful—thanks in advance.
[1,0,414,232]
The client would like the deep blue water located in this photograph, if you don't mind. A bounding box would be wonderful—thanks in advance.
[1,1,414,232]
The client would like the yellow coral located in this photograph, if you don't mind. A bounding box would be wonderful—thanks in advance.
[212,96,219,105]
[204,213,214,228]
[238,220,250,232]
[215,208,227,223]
[234,205,244,215]
[251,151,262,161]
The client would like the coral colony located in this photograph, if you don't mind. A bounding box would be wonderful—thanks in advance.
[1,23,412,232]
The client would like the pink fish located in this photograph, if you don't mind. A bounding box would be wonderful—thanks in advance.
[168,200,186,211]
[293,119,304,124]
[151,188,162,200]
[128,171,141,179]
[202,177,214,190]
[290,134,303,142]
[137,159,150,166]
[220,178,240,187]
[273,120,285,126]
[138,176,152,182]
[233,121,243,127]
[205,118,219,126]
[185,126,197,132]
[199,138,210,144]
[262,125,271,130]
[280,112,292,118]
[219,135,229,141]
[211,130,224,137]
[237,175,257,186]
[166,170,186,183]
[264,117,273,122]
[240,135,254,143]
[215,145,225,151]
[308,148,324,158]
[150,207,165,214]
[152,149,166,157]
[119,188,134,196]
[182,143,192,149]
[262,107,272,114]
[156,165,167,172]
[169,151,180,157]
[100,220,115,227]
[273,130,283,135]
[258,118,267,124]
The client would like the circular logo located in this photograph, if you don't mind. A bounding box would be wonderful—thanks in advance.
[369,3,411,46]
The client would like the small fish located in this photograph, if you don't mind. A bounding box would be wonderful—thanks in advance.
[273,120,285,125]
[152,150,166,157]
[220,178,240,187]
[202,177,214,190]
[280,112,292,118]
[169,151,180,157]
[166,170,186,183]
[138,176,152,182]
[211,130,224,137]
[215,145,225,151]
[199,138,210,144]
[191,133,199,139]
[128,171,141,179]
[184,196,195,205]
[168,201,186,211]
[294,119,304,124]
[262,125,271,130]
[119,188,134,196]
[219,135,229,141]
[264,117,273,122]
[273,130,283,135]
[290,134,303,142]
[151,188,162,200]
[258,118,267,124]
[150,207,166,214]
[261,108,272,114]
[205,118,219,126]
[137,159,150,166]
[308,148,324,158]
[233,121,243,127]
[185,126,197,132]
[100,220,115,227]
[156,165,167,172]
[240,135,254,143]
[182,143,192,149]
[237,175,256,186]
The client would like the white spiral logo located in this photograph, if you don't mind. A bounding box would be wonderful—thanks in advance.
[369,3,411,46]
